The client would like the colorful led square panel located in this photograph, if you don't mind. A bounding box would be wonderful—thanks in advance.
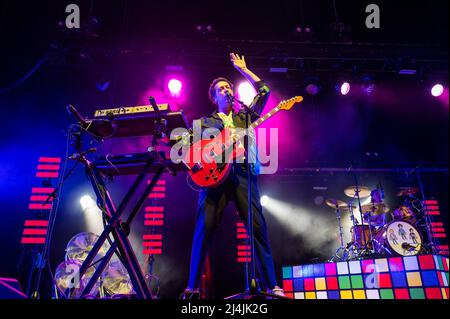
[363,274,378,289]
[406,272,422,287]
[442,288,449,299]
[328,291,340,299]
[350,275,364,289]
[337,262,349,275]
[422,271,439,286]
[394,288,410,299]
[283,279,293,292]
[362,259,375,273]
[282,266,293,279]
[434,255,443,270]
[349,260,361,274]
[353,290,366,299]
[326,277,339,290]
[403,256,419,271]
[366,289,380,299]
[375,258,389,272]
[419,255,435,270]
[378,273,392,288]
[325,262,337,276]
[340,290,353,299]
[292,265,303,278]
[316,291,328,299]
[294,292,305,299]
[293,278,304,291]
[391,272,407,288]
[314,263,325,277]
[380,289,394,299]
[443,257,449,271]
[303,264,314,277]
[338,276,351,289]
[305,292,316,299]
[442,272,449,287]
[425,288,442,299]
[304,278,315,291]
[409,288,425,299]
[388,257,404,272]
[315,277,326,291]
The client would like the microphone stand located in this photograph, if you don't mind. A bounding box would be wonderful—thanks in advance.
[224,94,286,300]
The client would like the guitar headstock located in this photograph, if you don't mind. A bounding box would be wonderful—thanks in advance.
[278,96,303,111]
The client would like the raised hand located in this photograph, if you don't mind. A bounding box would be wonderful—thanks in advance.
[230,53,247,71]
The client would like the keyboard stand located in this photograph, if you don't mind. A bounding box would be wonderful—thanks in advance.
[69,150,173,299]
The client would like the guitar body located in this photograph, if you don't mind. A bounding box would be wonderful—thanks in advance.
[185,129,245,188]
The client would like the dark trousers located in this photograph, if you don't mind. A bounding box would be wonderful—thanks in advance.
[187,163,277,290]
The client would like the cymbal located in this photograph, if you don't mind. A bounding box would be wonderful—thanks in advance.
[344,186,371,198]
[65,232,109,263]
[396,187,419,197]
[101,260,134,295]
[325,198,346,208]
[360,203,389,215]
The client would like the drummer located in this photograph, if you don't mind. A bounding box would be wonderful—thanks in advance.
[363,189,391,228]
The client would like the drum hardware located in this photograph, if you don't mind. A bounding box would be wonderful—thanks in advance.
[326,199,349,261]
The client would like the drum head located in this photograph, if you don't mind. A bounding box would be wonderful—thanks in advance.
[385,221,422,256]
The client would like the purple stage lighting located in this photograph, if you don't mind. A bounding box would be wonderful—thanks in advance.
[431,84,444,97]
[168,79,182,96]
[340,82,350,95]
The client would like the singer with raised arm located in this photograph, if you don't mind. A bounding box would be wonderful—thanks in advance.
[181,53,284,299]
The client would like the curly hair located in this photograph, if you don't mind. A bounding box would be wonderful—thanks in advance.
[208,77,234,105]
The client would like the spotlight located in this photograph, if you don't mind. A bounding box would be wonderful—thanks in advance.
[260,195,269,207]
[80,195,96,210]
[340,82,351,95]
[431,84,444,97]
[306,83,319,96]
[168,78,182,96]
[237,81,256,105]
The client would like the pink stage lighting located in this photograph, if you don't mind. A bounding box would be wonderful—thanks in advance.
[340,82,351,95]
[237,82,257,105]
[168,79,182,95]
[431,84,444,97]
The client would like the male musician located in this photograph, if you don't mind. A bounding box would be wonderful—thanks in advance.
[181,53,284,299]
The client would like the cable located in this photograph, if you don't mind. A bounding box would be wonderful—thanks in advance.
[0,55,47,93]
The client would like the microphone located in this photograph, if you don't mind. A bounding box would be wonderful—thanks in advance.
[225,91,235,102]
[66,104,88,126]
[401,242,416,251]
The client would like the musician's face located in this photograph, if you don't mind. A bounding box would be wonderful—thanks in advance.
[214,81,233,106]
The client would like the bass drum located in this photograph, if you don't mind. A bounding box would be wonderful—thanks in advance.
[373,220,422,256]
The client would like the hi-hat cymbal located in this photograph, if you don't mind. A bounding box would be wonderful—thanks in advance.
[396,187,419,197]
[360,203,389,215]
[344,186,371,198]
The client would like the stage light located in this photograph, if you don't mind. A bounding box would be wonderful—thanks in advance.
[431,84,444,97]
[260,195,269,207]
[237,81,257,105]
[168,78,182,96]
[306,83,319,96]
[340,82,351,95]
[80,195,96,210]
[80,195,103,233]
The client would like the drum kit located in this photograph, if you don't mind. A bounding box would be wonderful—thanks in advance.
[327,185,432,261]
[54,232,135,298]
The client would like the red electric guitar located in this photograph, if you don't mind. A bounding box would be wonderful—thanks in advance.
[184,96,303,188]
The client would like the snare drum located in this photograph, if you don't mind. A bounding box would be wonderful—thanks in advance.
[373,220,422,256]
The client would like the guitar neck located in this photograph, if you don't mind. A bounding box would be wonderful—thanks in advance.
[228,106,282,146]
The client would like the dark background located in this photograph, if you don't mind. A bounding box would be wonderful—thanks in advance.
[0,0,448,299]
